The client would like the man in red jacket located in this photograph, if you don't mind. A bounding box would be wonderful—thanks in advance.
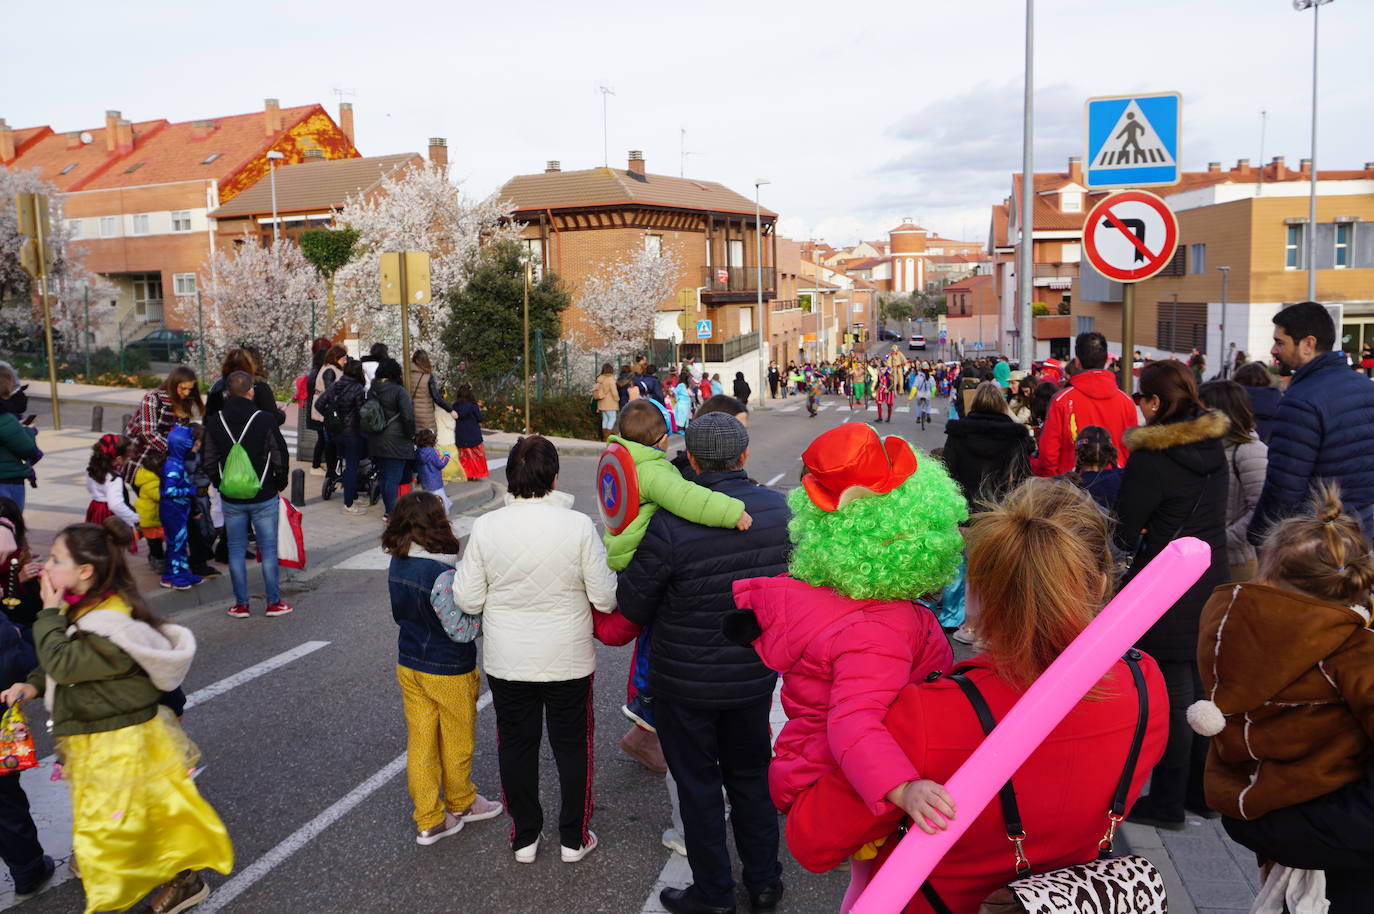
[1031,332,1139,476]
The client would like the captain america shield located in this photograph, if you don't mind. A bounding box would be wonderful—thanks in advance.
[597,442,640,535]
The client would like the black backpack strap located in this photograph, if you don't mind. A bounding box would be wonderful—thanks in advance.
[1099,649,1150,857]
[919,882,955,914]
[950,673,1030,877]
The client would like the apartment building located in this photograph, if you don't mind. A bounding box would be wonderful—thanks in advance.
[944,274,999,355]
[0,100,359,348]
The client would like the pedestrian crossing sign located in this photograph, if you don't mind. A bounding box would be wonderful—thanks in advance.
[1084,92,1181,189]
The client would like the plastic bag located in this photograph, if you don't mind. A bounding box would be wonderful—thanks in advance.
[0,703,39,775]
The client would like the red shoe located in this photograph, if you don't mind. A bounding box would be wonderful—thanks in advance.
[265,602,294,617]
[226,604,250,619]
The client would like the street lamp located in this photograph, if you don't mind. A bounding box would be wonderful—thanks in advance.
[1217,266,1231,376]
[1294,0,1333,302]
[266,150,285,245]
[754,179,770,409]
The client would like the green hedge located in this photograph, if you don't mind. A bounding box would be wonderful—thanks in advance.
[481,395,600,441]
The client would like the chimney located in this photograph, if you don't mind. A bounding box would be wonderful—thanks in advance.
[105,110,121,152]
[1067,156,1083,184]
[1299,158,1312,176]
[1366,162,1374,174]
[264,98,283,137]
[190,119,217,140]
[1271,156,1287,180]
[427,137,448,171]
[338,102,354,146]
[628,150,645,175]
[0,120,13,164]
[115,119,134,154]
[544,160,561,173]
[1207,161,1221,173]
[65,131,84,150]
[1233,158,1252,176]
[303,148,326,161]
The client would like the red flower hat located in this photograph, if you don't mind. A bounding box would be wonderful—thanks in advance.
[800,423,918,512]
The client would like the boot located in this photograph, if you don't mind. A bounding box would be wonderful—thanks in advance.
[620,725,667,773]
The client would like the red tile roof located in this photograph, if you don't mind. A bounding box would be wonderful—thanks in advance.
[943,273,994,294]
[499,167,775,217]
[841,257,887,271]
[889,222,927,233]
[209,153,421,218]
[990,203,1009,248]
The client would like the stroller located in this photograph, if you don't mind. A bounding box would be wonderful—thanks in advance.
[320,452,381,506]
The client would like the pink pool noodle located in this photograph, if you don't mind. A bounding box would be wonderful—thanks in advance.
[847,536,1212,914]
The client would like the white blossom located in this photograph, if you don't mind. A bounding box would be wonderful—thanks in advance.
[575,247,682,358]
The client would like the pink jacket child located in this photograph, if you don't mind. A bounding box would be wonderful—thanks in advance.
[726,423,968,818]
[732,576,951,813]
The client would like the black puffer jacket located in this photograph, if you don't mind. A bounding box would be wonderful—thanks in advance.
[1113,409,1230,661]
[315,374,366,438]
[618,469,790,709]
[365,380,416,461]
[942,410,1032,503]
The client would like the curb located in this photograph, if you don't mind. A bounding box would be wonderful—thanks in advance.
[484,441,605,459]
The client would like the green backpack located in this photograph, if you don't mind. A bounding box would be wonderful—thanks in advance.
[360,392,394,435]
[218,412,268,499]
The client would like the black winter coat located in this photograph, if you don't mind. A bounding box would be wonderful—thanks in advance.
[366,380,416,461]
[315,374,366,438]
[733,378,751,403]
[204,377,285,426]
[203,396,289,505]
[1113,410,1230,661]
[617,469,790,709]
[941,410,1032,504]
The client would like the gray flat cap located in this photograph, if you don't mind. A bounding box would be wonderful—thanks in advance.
[685,412,749,464]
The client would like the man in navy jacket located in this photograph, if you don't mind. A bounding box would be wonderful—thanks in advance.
[1249,301,1374,542]
[618,412,788,914]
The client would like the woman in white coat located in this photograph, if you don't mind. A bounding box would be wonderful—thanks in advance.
[1200,380,1269,582]
[453,435,617,865]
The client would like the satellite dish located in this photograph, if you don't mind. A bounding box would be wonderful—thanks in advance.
[79,132,93,144]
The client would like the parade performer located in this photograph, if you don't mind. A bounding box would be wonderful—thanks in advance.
[874,367,895,423]
[729,423,967,823]
[1,519,233,914]
[807,372,823,418]
[159,425,202,591]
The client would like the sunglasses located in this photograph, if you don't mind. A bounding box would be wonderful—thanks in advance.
[1131,391,1148,403]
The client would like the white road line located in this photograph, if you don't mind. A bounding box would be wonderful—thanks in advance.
[201,691,494,913]
[185,641,330,710]
[488,458,507,471]
[764,472,785,487]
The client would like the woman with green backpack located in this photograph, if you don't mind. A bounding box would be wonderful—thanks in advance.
[365,359,417,521]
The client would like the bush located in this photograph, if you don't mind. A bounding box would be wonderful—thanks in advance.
[480,394,600,441]
[1032,302,1051,317]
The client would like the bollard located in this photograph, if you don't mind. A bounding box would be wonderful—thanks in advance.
[119,413,132,434]
[290,468,306,507]
[90,405,103,433]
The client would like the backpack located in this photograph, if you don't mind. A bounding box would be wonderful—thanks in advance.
[360,391,394,435]
[218,412,268,499]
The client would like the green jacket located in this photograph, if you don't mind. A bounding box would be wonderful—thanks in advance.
[0,413,36,482]
[603,436,746,571]
[27,597,195,737]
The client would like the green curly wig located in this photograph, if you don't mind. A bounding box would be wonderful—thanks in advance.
[787,443,967,601]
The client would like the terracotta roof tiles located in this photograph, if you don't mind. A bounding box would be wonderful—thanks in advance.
[499,167,775,217]
[209,153,422,218]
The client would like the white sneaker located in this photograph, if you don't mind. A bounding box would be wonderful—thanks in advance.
[561,830,598,863]
[342,504,367,516]
[309,467,326,477]
[514,836,540,864]
[952,625,977,645]
[661,827,686,856]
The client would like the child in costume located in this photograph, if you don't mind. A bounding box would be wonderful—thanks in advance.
[873,367,894,423]
[159,425,202,591]
[83,435,141,539]
[730,422,967,828]
[0,519,232,914]
[132,456,165,570]
[413,428,452,513]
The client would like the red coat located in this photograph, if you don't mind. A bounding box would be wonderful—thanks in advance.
[786,655,1169,914]
[1031,369,1139,477]
[733,575,952,814]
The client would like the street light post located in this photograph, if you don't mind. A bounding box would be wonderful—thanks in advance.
[1294,0,1333,302]
[754,179,770,410]
[1018,0,1035,365]
[266,150,285,245]
[1217,266,1231,377]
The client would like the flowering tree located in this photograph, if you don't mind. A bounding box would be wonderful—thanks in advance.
[332,161,518,378]
[575,247,682,358]
[198,237,322,385]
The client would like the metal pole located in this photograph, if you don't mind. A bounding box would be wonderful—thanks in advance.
[270,160,280,245]
[523,262,532,434]
[1018,0,1035,366]
[1120,284,1135,395]
[1306,2,1321,301]
[83,285,90,378]
[1218,266,1230,377]
[399,255,412,393]
[196,290,206,380]
[34,204,60,430]
[755,182,768,410]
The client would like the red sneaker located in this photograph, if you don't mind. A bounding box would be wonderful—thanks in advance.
[265,602,294,617]
[226,604,250,619]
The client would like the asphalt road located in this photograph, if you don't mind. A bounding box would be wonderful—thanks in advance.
[10,391,950,914]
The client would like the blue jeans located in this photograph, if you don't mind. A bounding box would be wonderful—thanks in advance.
[336,435,363,506]
[376,457,408,516]
[223,497,279,606]
[0,483,25,511]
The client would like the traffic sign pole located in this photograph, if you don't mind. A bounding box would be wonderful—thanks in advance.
[1121,284,1134,395]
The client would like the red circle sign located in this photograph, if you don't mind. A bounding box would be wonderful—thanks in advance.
[1082,190,1179,283]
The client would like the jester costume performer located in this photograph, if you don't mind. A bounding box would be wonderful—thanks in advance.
[873,367,895,423]
[159,426,201,590]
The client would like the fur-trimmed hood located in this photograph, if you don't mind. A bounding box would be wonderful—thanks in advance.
[1122,409,1230,452]
[68,609,195,691]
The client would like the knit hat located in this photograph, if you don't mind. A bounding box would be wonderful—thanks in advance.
[685,412,749,465]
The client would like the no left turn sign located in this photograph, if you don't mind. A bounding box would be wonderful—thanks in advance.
[1082,190,1179,283]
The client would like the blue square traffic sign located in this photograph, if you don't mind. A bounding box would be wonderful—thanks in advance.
[696,319,712,339]
[1084,92,1181,189]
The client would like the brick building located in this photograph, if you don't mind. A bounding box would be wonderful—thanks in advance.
[0,100,359,348]
[944,273,999,355]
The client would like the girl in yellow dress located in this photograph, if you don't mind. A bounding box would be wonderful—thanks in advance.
[0,518,232,913]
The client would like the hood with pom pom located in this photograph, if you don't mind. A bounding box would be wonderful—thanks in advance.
[1192,582,1374,820]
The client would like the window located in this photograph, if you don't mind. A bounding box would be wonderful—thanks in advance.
[67,219,83,240]
[1286,225,1303,269]
[1060,242,1081,263]
[520,238,544,280]
[1160,248,1186,277]
[728,239,745,267]
[1076,316,1095,335]
[1335,223,1351,268]
[132,214,150,236]
[171,211,192,233]
[201,153,221,165]
[99,216,117,238]
[644,234,662,258]
[1061,191,1083,213]
[172,273,196,296]
[1189,243,1206,274]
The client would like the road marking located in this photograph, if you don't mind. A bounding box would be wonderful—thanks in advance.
[764,472,785,487]
[488,458,507,471]
[201,691,494,912]
[185,641,331,710]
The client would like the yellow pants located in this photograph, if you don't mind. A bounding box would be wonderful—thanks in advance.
[396,665,480,830]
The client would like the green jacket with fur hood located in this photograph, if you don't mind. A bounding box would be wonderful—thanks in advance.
[602,436,746,572]
[26,595,195,737]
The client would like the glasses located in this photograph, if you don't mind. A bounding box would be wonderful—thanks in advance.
[1131,391,1146,403]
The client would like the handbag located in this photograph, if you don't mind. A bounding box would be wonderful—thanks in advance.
[0,703,39,775]
[255,496,306,570]
[919,651,1167,914]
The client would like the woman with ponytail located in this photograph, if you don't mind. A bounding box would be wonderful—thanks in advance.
[1190,484,1374,912]
[0,518,232,914]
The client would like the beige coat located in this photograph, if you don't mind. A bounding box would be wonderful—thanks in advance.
[593,373,618,411]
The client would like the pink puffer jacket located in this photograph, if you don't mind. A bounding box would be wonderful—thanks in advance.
[732,575,952,814]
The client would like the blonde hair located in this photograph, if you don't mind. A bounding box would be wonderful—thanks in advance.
[971,381,1009,416]
[1258,483,1374,610]
[965,477,1116,688]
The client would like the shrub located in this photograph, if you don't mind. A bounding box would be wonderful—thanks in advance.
[480,394,600,441]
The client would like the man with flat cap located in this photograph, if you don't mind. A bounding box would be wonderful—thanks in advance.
[618,412,789,914]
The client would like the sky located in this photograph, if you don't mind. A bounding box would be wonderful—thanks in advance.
[7,0,1371,248]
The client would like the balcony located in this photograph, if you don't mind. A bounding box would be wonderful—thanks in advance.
[1032,263,1078,291]
[700,266,776,304]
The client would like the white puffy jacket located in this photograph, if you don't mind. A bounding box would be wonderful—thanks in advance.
[453,490,618,682]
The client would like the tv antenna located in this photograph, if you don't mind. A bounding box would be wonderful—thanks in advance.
[680,127,703,177]
[597,82,615,167]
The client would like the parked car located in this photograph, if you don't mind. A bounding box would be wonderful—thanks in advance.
[126,328,189,363]
[877,328,902,342]
[908,335,927,351]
